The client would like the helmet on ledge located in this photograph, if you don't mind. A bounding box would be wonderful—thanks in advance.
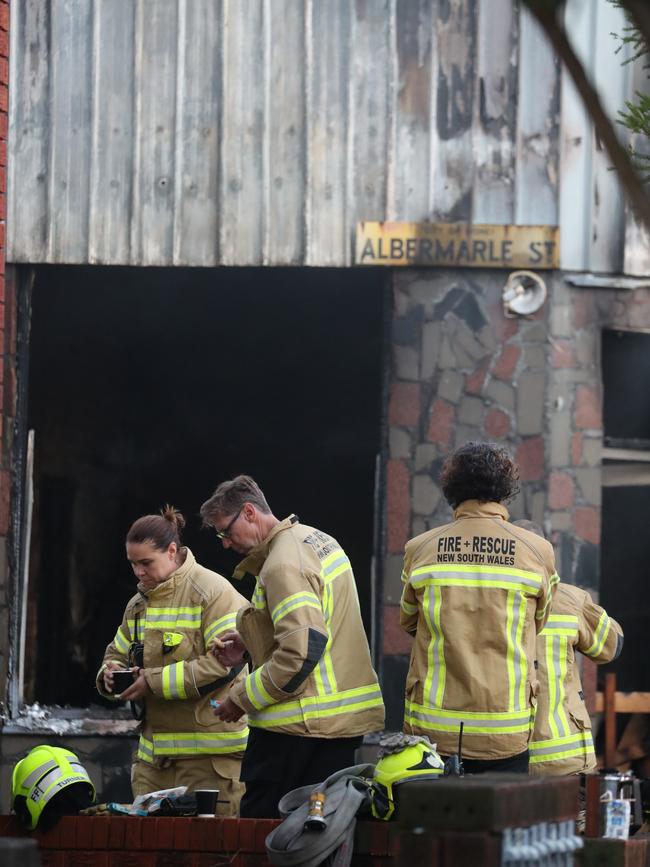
[12,745,95,830]
[371,736,444,821]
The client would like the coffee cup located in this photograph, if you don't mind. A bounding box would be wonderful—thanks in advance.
[112,669,135,695]
[195,789,219,817]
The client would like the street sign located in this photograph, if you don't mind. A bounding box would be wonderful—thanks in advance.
[356,222,560,269]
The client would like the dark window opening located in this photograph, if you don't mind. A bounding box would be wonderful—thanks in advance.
[25,265,387,707]
[601,329,650,691]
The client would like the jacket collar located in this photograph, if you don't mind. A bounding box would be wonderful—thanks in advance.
[453,499,509,521]
[233,514,299,579]
[138,547,196,598]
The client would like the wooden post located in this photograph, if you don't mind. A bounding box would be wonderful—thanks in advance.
[604,672,617,769]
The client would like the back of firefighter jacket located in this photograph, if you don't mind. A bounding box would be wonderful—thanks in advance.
[230,515,385,738]
[400,500,558,760]
[530,582,623,775]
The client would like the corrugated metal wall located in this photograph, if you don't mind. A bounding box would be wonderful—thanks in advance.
[7,0,647,271]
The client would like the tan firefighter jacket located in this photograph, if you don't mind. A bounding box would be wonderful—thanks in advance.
[97,548,250,764]
[400,500,558,760]
[530,582,623,776]
[229,515,385,738]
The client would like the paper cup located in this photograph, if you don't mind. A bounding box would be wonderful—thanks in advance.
[195,789,219,817]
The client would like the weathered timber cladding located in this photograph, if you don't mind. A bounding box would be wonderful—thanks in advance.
[7,0,647,271]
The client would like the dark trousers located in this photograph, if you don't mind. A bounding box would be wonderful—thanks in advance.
[440,749,529,775]
[239,728,363,818]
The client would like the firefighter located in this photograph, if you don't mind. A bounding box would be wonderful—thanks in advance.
[200,475,385,818]
[514,520,624,775]
[400,442,558,773]
[96,506,249,814]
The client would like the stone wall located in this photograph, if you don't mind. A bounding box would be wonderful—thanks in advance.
[380,268,650,728]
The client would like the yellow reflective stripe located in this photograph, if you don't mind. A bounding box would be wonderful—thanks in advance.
[422,585,445,709]
[400,597,418,617]
[144,606,202,630]
[536,573,560,620]
[545,633,570,739]
[411,564,542,596]
[253,580,266,610]
[152,728,249,755]
[585,611,611,658]
[138,735,154,763]
[405,699,531,735]
[270,591,321,626]
[314,583,337,697]
[245,666,275,710]
[204,612,238,645]
[320,551,351,584]
[530,731,594,763]
[506,591,527,712]
[248,683,383,727]
[162,662,187,700]
[114,627,130,654]
[401,569,409,584]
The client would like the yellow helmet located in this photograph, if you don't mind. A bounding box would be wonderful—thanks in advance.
[371,738,444,820]
[12,745,96,830]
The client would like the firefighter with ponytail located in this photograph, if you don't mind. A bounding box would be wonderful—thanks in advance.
[96,506,250,814]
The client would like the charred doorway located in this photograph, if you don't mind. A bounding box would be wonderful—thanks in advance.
[23,265,387,706]
[601,328,650,691]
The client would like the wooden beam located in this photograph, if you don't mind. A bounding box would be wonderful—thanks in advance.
[604,672,617,769]
[595,691,650,713]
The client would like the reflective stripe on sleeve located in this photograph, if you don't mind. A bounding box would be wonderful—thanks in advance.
[405,699,532,735]
[253,581,266,610]
[585,611,611,658]
[270,591,321,626]
[400,596,418,617]
[152,729,249,756]
[245,666,276,710]
[162,661,187,700]
[321,551,351,584]
[113,627,130,655]
[536,572,560,621]
[204,612,238,645]
[248,683,384,729]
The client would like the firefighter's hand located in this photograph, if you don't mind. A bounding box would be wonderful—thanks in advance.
[213,696,245,722]
[103,661,124,694]
[118,667,150,701]
[211,631,246,667]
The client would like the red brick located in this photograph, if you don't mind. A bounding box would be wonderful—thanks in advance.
[552,339,575,368]
[575,506,600,545]
[426,399,455,450]
[0,30,9,58]
[575,386,601,430]
[0,5,9,32]
[515,436,544,481]
[485,407,510,439]
[382,604,414,655]
[492,344,521,381]
[388,381,420,427]
[0,165,6,194]
[0,467,10,535]
[465,359,490,395]
[387,459,410,553]
[571,432,583,466]
[549,471,574,510]
[0,58,8,85]
[0,194,6,221]
[0,112,8,139]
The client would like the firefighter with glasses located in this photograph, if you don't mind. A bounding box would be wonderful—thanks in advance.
[96,506,249,813]
[201,475,385,818]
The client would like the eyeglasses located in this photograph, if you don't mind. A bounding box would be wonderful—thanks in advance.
[214,507,243,540]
